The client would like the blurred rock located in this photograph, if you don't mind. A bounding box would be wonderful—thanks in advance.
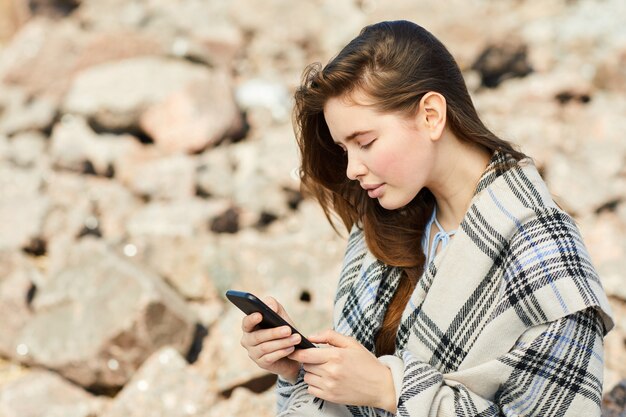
[0,357,29,390]
[235,78,292,123]
[128,235,219,300]
[63,56,240,140]
[0,0,29,44]
[195,307,270,393]
[127,199,230,238]
[0,85,56,135]
[42,171,141,259]
[544,149,625,217]
[119,153,197,201]
[207,387,275,417]
[140,70,243,153]
[228,127,300,218]
[5,131,47,168]
[73,29,164,71]
[602,379,626,417]
[0,18,86,100]
[102,347,216,417]
[196,145,236,199]
[0,165,49,251]
[580,211,626,301]
[594,49,626,93]
[0,18,167,102]
[50,115,141,176]
[28,0,81,18]
[16,239,197,389]
[76,0,243,68]
[472,39,533,88]
[0,369,107,417]
[0,251,39,358]
[604,299,626,385]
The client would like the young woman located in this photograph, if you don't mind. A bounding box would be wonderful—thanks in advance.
[239,20,614,416]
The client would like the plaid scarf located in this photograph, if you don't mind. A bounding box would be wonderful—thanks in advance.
[277,152,614,416]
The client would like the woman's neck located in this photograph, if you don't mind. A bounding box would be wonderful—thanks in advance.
[427,138,492,231]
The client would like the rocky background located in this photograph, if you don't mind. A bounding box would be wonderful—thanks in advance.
[0,0,624,416]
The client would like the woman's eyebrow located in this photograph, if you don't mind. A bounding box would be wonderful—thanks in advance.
[334,129,374,145]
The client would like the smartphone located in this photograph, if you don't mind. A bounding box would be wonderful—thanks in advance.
[226,290,316,349]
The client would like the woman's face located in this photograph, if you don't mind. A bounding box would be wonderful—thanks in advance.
[323,93,437,210]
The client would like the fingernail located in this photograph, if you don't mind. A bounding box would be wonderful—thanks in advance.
[281,327,291,336]
[290,334,300,342]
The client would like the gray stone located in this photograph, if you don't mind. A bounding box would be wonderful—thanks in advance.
[207,387,276,417]
[139,70,243,153]
[0,85,56,136]
[63,56,225,133]
[126,199,230,238]
[50,115,141,176]
[229,132,299,217]
[0,18,88,101]
[195,307,269,393]
[235,78,292,123]
[602,378,626,417]
[16,238,198,388]
[126,235,219,300]
[119,153,197,201]
[103,347,216,417]
[0,251,39,359]
[0,369,107,417]
[196,145,235,199]
[6,131,47,168]
[0,166,49,251]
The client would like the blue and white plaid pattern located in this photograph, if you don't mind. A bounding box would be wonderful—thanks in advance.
[276,152,614,416]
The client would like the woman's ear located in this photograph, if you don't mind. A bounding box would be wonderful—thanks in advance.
[418,92,447,141]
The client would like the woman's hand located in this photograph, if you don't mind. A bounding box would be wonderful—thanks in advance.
[288,329,397,413]
[239,296,302,383]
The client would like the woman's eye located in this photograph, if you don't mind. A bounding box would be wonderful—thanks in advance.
[359,139,375,150]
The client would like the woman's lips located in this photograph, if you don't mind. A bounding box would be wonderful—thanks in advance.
[366,184,384,198]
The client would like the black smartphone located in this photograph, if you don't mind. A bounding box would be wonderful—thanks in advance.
[226,290,316,349]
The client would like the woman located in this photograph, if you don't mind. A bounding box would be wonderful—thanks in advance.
[239,20,614,416]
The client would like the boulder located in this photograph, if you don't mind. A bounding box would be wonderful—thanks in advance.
[0,85,56,136]
[140,70,243,153]
[0,165,49,251]
[50,115,142,177]
[0,369,107,417]
[126,198,230,238]
[0,251,39,358]
[16,238,198,389]
[63,56,242,145]
[126,235,219,301]
[5,131,48,168]
[118,153,197,201]
[0,18,86,100]
[207,387,276,417]
[102,347,216,417]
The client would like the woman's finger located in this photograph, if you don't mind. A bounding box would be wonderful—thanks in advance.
[242,312,262,332]
[302,363,324,376]
[303,370,325,388]
[249,333,301,359]
[242,324,294,348]
[257,344,297,366]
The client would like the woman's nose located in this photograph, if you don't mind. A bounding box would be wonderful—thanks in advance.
[346,154,367,180]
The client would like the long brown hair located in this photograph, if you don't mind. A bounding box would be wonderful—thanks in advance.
[293,21,526,356]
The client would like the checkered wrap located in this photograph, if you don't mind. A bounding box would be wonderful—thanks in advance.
[276,152,614,416]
